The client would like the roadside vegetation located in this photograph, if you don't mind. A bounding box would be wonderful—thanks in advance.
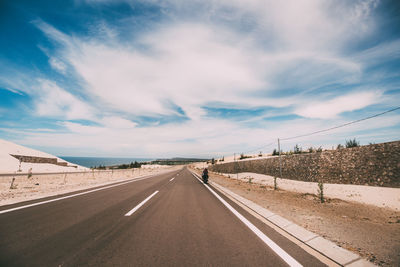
[270,138,361,157]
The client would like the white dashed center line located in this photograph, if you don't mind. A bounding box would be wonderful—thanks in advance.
[125,191,159,217]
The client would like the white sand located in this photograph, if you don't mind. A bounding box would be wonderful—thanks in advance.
[211,171,400,211]
[0,139,88,173]
[0,166,181,206]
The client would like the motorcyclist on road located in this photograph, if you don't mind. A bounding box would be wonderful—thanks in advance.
[202,168,209,184]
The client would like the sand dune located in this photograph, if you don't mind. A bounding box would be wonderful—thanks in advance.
[0,139,88,173]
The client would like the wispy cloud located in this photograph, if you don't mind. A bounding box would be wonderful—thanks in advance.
[48,57,67,74]
[295,91,381,119]
[0,0,399,157]
[34,79,95,121]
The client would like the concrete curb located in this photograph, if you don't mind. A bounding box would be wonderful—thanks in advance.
[206,178,376,267]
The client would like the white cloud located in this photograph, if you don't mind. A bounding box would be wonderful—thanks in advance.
[355,39,400,64]
[49,57,67,74]
[36,20,368,122]
[295,91,381,119]
[101,116,137,129]
[62,23,267,119]
[35,79,95,120]
[132,0,379,52]
[63,121,104,134]
[15,0,398,157]
[11,111,400,157]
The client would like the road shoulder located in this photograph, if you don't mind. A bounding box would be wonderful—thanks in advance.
[191,169,397,266]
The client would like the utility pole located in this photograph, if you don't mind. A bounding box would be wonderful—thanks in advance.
[234,153,238,181]
[278,138,282,178]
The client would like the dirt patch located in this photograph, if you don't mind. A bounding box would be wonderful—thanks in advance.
[205,171,400,266]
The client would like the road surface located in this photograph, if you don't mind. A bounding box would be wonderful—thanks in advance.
[0,167,326,266]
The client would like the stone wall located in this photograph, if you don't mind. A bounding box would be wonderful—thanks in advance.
[210,141,400,188]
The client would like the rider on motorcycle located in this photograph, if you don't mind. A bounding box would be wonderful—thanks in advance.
[202,168,209,184]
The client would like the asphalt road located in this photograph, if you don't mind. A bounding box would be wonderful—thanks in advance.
[0,167,326,266]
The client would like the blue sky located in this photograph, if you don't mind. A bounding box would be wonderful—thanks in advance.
[0,0,399,157]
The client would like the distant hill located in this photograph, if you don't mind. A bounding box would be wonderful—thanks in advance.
[151,157,209,165]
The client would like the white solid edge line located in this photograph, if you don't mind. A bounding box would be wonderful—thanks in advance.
[125,191,159,216]
[191,171,303,267]
[0,175,155,215]
[170,177,175,181]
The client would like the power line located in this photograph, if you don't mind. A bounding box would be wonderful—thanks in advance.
[217,141,275,160]
[217,106,399,159]
[242,141,275,154]
[280,106,400,141]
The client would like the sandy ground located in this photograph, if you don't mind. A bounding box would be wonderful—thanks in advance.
[216,172,400,210]
[196,170,400,266]
[0,166,180,206]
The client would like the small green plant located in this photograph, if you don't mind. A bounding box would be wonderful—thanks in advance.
[308,147,314,153]
[345,138,360,148]
[317,182,325,203]
[336,144,343,150]
[248,177,253,184]
[316,146,323,152]
[27,168,33,179]
[240,153,251,160]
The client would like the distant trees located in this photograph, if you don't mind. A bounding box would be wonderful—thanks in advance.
[130,161,142,168]
[92,165,106,170]
[293,144,302,154]
[117,164,130,169]
[239,153,251,160]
